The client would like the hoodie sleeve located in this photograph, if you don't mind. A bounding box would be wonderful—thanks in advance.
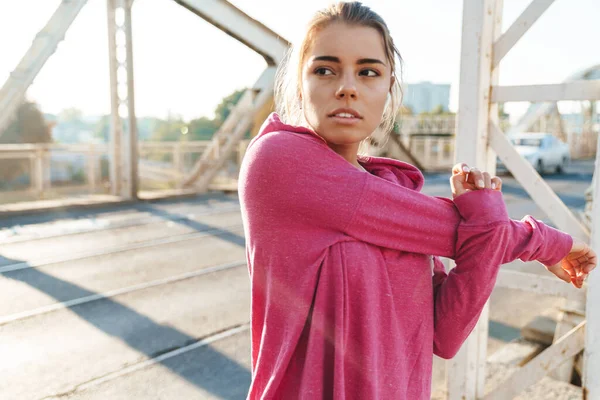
[239,130,461,258]
[431,189,573,359]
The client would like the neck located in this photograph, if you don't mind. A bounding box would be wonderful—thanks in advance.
[326,142,364,171]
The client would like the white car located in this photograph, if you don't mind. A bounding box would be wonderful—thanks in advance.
[496,133,571,174]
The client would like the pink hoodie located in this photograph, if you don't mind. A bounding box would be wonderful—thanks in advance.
[238,113,572,399]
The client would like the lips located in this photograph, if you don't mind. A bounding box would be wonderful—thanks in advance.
[328,108,362,119]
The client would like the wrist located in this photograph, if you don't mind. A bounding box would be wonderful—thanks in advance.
[453,189,509,225]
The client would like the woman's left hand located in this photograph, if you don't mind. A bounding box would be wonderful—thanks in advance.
[450,163,502,199]
[546,237,597,289]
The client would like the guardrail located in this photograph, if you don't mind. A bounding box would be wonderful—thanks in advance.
[0,141,249,200]
[0,131,595,201]
[405,131,597,172]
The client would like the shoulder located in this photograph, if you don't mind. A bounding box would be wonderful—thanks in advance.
[249,129,324,159]
[244,129,340,175]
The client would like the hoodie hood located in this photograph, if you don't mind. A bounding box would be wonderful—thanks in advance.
[250,113,425,192]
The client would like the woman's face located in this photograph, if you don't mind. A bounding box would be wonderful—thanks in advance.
[300,22,393,146]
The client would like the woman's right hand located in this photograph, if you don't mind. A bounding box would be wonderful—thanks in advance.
[450,163,502,199]
[546,237,597,289]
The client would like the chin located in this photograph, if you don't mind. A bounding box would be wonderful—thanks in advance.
[323,126,370,144]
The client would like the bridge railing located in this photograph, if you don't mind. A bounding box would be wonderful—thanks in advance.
[0,143,108,203]
[0,130,595,202]
[401,130,596,172]
[0,141,250,202]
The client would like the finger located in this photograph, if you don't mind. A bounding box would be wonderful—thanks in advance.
[450,174,474,198]
[561,258,578,278]
[452,163,471,176]
[483,172,492,189]
[584,248,597,273]
[567,241,597,274]
[491,176,502,191]
[449,175,460,196]
[574,273,586,289]
[546,263,572,283]
[468,168,485,189]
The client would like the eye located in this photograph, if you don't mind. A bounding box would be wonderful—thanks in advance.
[314,67,334,76]
[360,69,380,77]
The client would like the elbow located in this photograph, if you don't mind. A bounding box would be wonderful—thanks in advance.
[433,333,464,360]
[433,342,461,360]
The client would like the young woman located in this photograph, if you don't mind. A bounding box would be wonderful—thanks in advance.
[238,2,597,399]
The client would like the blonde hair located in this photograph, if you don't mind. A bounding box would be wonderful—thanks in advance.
[274,1,403,155]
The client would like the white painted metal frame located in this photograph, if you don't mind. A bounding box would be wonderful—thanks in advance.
[492,81,600,103]
[0,0,139,199]
[496,270,587,304]
[0,0,89,136]
[449,0,502,397]
[492,0,555,67]
[488,122,590,240]
[173,0,289,66]
[584,138,600,398]
[173,0,291,190]
[484,321,586,400]
[452,0,599,398]
[107,0,138,199]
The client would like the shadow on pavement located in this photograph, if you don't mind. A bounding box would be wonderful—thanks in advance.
[0,254,251,399]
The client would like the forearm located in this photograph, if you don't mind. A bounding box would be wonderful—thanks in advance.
[432,191,572,358]
[432,224,508,358]
[432,189,510,358]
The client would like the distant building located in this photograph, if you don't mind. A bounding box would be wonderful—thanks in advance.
[402,82,451,114]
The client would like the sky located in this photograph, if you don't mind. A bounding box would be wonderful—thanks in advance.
[0,0,598,122]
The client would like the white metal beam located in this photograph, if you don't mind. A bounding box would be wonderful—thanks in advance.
[107,0,138,199]
[449,1,501,398]
[492,0,556,67]
[0,0,89,137]
[489,121,590,241]
[484,321,586,400]
[454,0,499,171]
[507,65,600,135]
[583,133,600,397]
[492,81,600,103]
[173,0,290,66]
[496,269,587,303]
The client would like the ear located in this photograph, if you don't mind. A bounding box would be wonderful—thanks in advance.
[389,75,396,92]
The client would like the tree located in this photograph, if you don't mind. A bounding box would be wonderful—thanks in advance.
[151,116,188,142]
[0,101,52,144]
[0,101,52,184]
[148,88,247,143]
[213,88,246,124]
[93,115,111,143]
[431,104,445,115]
[418,105,455,117]
[188,117,218,140]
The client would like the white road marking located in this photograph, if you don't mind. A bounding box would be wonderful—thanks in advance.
[44,323,251,399]
[0,223,245,273]
[0,260,247,325]
[0,205,240,244]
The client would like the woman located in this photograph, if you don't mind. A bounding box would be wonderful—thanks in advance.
[238,2,596,399]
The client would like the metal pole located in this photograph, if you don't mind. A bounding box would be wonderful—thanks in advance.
[449,0,501,398]
[106,0,138,199]
[584,133,600,398]
[123,0,138,198]
[107,0,121,196]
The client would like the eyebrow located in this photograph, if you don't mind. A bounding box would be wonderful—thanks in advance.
[311,55,386,66]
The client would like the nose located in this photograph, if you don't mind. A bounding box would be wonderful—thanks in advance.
[335,74,358,100]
